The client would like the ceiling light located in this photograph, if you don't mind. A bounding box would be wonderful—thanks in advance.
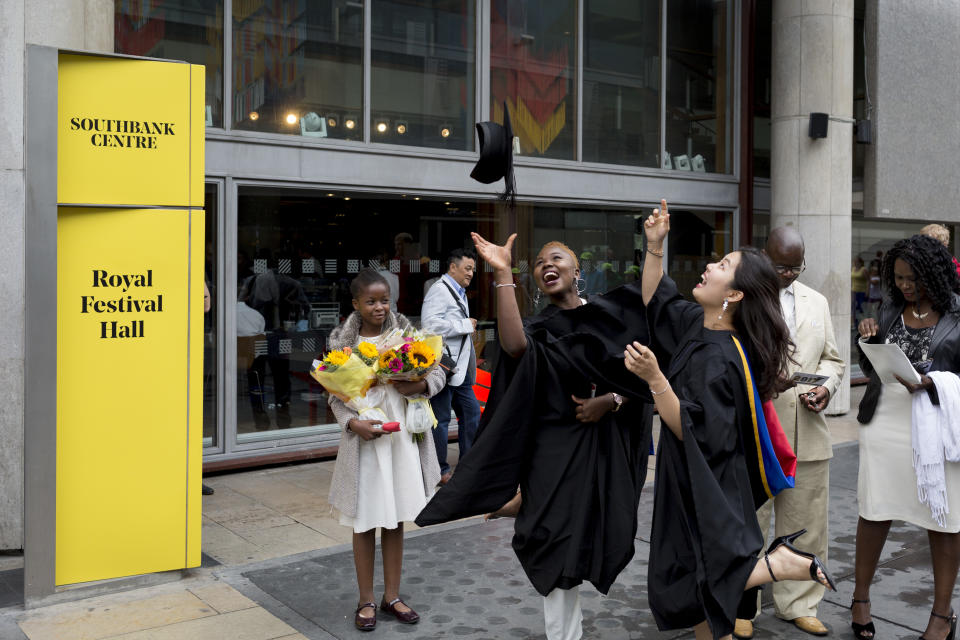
[440,126,451,138]
[285,112,298,125]
[396,121,408,135]
[248,111,259,121]
[414,197,420,201]
[344,197,351,201]
[376,121,388,133]
[345,117,357,130]
[327,193,334,197]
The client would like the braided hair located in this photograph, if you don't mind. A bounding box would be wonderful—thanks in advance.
[882,234,960,313]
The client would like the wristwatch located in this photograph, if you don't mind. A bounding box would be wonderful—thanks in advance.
[611,392,624,412]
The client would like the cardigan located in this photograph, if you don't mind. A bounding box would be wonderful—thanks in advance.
[858,294,960,423]
[326,311,444,518]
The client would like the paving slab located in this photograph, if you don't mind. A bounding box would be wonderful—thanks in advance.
[228,444,950,640]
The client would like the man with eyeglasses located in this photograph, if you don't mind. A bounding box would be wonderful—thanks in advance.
[734,227,845,639]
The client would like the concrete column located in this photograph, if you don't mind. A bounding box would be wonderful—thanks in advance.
[0,0,113,551]
[770,0,854,415]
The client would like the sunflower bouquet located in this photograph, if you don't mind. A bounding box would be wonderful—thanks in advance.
[310,348,386,424]
[373,329,444,441]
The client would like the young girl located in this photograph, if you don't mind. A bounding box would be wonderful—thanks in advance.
[327,269,443,631]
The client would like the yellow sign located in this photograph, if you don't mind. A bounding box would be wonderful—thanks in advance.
[55,53,204,586]
[57,54,204,208]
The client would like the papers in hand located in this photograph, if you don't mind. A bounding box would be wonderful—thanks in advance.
[858,338,923,384]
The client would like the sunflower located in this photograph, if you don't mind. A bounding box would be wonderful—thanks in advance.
[358,341,378,359]
[408,341,436,369]
[378,349,398,370]
[324,349,350,367]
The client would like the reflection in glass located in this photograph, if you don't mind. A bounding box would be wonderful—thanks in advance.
[115,0,224,127]
[203,184,218,447]
[371,0,476,150]
[490,0,576,160]
[582,1,660,167]
[666,210,733,296]
[232,1,363,139]
[234,190,651,440]
[665,0,732,173]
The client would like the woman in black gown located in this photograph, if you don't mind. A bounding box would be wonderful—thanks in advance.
[623,202,836,640]
[417,235,655,640]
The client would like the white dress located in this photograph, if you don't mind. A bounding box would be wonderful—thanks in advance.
[339,384,433,533]
[859,320,960,533]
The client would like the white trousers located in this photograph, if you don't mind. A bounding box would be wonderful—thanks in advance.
[543,585,583,640]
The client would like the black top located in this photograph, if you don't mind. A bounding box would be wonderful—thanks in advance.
[644,276,767,639]
[416,281,654,595]
[857,294,960,424]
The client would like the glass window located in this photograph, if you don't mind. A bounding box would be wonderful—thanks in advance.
[665,0,733,173]
[115,0,224,128]
[232,1,363,139]
[666,209,733,296]
[582,0,660,167]
[233,189,649,441]
[203,184,218,448]
[371,0,476,150]
[490,0,576,160]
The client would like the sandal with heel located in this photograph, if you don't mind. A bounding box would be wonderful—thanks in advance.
[920,610,957,640]
[851,598,875,640]
[763,528,837,591]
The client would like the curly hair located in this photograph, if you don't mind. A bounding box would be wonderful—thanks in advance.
[731,247,796,401]
[881,234,960,313]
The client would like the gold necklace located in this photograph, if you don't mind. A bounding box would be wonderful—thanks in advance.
[912,303,929,320]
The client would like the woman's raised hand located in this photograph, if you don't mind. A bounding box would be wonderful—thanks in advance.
[624,341,661,384]
[644,199,670,246]
[471,232,516,274]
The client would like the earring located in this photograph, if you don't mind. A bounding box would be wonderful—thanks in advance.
[718,299,729,320]
[576,278,586,296]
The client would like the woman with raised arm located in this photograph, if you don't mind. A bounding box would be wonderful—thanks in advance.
[417,234,654,640]
[621,201,836,640]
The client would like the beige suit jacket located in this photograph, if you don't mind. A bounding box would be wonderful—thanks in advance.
[772,281,845,461]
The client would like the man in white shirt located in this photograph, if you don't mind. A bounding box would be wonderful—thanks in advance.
[421,249,481,484]
[736,227,845,638]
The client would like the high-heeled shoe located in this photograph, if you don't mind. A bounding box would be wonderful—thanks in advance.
[920,610,957,640]
[850,598,875,640]
[763,529,837,591]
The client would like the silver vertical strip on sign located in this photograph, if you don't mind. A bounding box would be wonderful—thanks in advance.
[24,44,60,603]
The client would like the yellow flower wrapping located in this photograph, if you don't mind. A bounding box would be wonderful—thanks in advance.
[310,353,376,402]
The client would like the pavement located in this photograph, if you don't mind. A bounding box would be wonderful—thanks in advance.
[0,385,953,639]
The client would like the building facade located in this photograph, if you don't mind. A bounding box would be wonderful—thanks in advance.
[1,0,958,552]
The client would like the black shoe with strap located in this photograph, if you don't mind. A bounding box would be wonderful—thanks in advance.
[851,598,875,640]
[763,529,837,592]
[921,610,957,640]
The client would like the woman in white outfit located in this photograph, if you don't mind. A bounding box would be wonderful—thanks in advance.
[855,234,960,640]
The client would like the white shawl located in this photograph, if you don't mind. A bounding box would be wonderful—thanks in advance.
[911,370,960,527]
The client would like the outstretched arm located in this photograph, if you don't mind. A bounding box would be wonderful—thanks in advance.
[471,232,528,358]
[642,199,670,306]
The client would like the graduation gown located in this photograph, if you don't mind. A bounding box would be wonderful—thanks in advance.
[416,283,654,596]
[645,276,768,639]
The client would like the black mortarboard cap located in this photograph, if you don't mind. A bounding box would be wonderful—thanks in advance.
[470,103,516,204]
